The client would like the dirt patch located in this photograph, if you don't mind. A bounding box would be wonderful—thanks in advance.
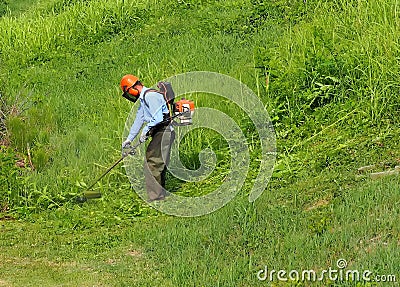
[0,279,12,287]
[0,216,15,222]
[1,203,10,214]
[105,258,118,265]
[127,249,143,258]
[305,199,330,211]
[0,138,10,147]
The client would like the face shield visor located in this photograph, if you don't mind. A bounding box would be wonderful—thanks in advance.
[122,85,139,103]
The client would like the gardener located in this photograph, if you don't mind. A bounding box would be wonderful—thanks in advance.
[120,74,175,202]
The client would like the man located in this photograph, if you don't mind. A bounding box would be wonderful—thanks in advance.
[120,74,175,202]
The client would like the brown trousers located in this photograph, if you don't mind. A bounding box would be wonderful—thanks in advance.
[144,126,175,201]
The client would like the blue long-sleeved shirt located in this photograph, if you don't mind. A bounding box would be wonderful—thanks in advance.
[127,86,169,141]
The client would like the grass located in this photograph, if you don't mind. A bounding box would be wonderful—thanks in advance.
[1,171,398,286]
[0,0,41,17]
[0,0,399,286]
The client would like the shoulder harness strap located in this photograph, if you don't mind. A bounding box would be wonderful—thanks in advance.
[142,88,159,108]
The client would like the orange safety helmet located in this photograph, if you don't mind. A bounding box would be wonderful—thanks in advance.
[120,74,140,97]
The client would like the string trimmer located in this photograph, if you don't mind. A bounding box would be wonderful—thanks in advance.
[74,109,193,204]
[75,140,142,203]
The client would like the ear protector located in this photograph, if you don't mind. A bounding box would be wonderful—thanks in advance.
[122,85,139,103]
[126,85,139,97]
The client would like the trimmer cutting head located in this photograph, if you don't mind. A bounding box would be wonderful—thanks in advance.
[75,191,102,203]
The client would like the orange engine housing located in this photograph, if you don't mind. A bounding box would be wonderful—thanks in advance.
[174,99,195,125]
[174,99,195,112]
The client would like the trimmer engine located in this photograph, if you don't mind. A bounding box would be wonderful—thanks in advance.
[174,98,195,125]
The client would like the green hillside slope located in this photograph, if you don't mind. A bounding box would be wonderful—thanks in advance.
[0,0,399,286]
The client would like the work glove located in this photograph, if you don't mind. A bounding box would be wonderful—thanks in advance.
[139,131,148,143]
[122,139,131,149]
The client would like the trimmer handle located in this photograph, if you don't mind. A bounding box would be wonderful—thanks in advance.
[122,140,144,158]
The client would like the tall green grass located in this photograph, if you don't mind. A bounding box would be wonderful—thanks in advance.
[257,0,400,129]
[0,0,265,213]
[0,0,399,216]
[0,0,147,66]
